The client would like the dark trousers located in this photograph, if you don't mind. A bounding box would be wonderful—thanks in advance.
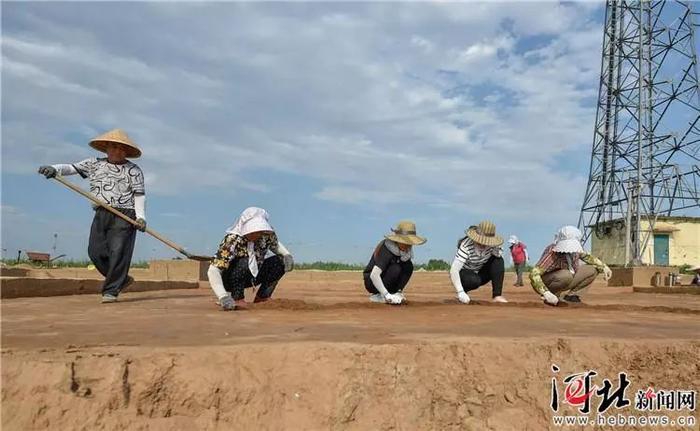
[364,261,414,294]
[459,256,504,298]
[88,207,137,297]
[223,255,286,300]
[514,262,526,286]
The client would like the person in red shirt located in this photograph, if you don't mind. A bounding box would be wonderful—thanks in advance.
[507,235,529,286]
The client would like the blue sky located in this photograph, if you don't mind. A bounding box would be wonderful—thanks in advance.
[2,1,614,264]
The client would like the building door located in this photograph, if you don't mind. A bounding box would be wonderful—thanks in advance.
[654,234,669,266]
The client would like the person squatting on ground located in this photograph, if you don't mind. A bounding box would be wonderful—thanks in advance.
[207,207,294,311]
[529,225,612,306]
[508,235,529,287]
[363,220,426,305]
[690,265,700,286]
[37,129,146,304]
[450,220,508,304]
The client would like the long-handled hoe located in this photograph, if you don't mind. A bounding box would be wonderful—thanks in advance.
[52,176,213,261]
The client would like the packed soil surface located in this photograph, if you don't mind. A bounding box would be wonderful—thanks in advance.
[2,272,699,430]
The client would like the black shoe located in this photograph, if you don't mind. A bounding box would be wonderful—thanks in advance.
[563,294,581,303]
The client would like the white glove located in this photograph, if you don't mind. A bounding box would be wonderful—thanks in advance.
[543,291,559,306]
[602,265,612,281]
[384,293,403,305]
[457,291,470,304]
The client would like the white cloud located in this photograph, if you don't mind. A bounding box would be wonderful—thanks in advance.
[1,1,605,225]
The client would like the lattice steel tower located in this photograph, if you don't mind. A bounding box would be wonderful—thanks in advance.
[579,0,700,265]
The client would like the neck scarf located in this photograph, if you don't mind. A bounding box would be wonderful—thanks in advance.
[384,239,413,262]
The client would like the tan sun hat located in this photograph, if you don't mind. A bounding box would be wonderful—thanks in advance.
[89,129,141,158]
[466,220,503,247]
[385,220,427,246]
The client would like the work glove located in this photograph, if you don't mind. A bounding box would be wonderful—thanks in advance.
[219,293,235,311]
[283,254,294,272]
[542,291,559,306]
[135,218,147,232]
[38,165,57,179]
[384,293,403,305]
[602,265,612,281]
[456,291,470,304]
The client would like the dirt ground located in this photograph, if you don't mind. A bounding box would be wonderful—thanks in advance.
[2,272,699,430]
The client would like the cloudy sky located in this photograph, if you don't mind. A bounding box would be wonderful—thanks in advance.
[2,1,609,264]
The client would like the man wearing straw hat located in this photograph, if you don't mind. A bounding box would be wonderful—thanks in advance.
[363,220,427,305]
[529,225,612,306]
[449,221,508,304]
[37,129,146,303]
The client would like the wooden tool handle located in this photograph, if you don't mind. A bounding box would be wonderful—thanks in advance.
[52,175,190,257]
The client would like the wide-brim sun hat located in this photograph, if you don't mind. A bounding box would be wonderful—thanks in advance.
[239,218,273,236]
[385,220,427,246]
[508,235,519,245]
[466,220,503,247]
[89,128,142,158]
[552,225,585,253]
[225,207,274,236]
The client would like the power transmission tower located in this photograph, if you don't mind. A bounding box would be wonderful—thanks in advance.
[579,0,700,265]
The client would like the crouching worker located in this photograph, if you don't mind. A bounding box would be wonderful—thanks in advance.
[530,225,612,306]
[207,207,294,311]
[363,220,426,305]
[450,221,508,304]
[37,129,146,304]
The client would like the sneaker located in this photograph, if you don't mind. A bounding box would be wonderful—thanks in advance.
[563,294,581,303]
[219,294,235,311]
[369,293,385,303]
[101,294,118,303]
[492,296,508,303]
[395,291,406,301]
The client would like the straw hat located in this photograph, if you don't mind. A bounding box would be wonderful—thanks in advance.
[385,220,427,246]
[89,129,142,158]
[466,220,503,247]
[552,225,584,254]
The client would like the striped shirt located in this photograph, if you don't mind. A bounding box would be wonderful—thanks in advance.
[454,237,502,272]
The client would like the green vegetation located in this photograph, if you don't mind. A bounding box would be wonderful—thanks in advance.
[1,259,150,269]
[295,259,451,271]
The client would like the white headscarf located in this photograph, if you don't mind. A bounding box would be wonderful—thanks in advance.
[225,207,274,277]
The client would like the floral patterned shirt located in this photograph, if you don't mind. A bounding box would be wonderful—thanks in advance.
[211,232,279,270]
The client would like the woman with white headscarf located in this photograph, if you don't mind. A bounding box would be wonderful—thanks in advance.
[207,207,294,311]
[530,225,612,306]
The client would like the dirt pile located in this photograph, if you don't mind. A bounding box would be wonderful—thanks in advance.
[3,340,698,430]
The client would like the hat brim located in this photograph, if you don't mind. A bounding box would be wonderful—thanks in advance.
[385,234,426,246]
[90,140,142,158]
[553,239,584,254]
[240,219,274,236]
[466,229,503,247]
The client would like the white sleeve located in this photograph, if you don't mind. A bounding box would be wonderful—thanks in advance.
[207,264,229,300]
[275,240,291,256]
[525,248,530,262]
[52,164,79,176]
[450,258,466,293]
[369,266,389,297]
[134,194,146,220]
